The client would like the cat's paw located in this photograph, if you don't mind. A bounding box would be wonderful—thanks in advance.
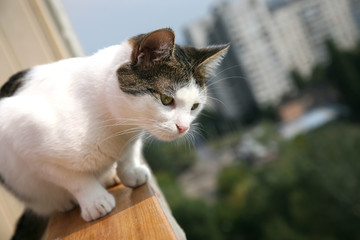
[80,189,115,222]
[58,199,77,213]
[120,165,151,188]
[99,163,121,188]
[104,174,121,188]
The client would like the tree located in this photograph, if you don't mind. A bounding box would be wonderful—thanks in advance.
[290,70,307,91]
[290,40,360,117]
[156,173,223,240]
[144,140,196,177]
[216,121,360,240]
[326,40,360,114]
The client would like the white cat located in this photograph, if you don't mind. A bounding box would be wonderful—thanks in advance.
[0,28,228,227]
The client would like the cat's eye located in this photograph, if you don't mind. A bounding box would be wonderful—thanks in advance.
[160,93,174,106]
[191,103,199,111]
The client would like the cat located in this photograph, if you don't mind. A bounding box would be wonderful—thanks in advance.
[0,28,228,238]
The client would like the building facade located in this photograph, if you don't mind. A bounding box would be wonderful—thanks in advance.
[0,0,83,86]
[186,0,359,119]
[272,0,359,72]
[350,0,360,32]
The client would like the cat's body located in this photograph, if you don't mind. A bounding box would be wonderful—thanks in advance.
[0,28,228,236]
[0,42,139,220]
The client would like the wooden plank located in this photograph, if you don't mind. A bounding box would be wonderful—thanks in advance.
[45,183,177,240]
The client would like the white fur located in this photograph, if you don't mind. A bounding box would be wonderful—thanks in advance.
[0,41,206,221]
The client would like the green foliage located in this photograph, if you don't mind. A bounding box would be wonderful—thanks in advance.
[217,165,253,198]
[291,65,326,91]
[216,121,360,240]
[156,173,223,240]
[155,172,185,207]
[154,121,360,240]
[292,40,360,116]
[144,141,196,177]
[290,70,307,90]
[326,40,360,114]
[197,109,241,140]
[261,105,279,121]
[173,198,223,240]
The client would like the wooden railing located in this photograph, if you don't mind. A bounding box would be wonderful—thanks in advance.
[45,178,186,240]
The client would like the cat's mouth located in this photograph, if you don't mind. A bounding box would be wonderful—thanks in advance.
[154,132,184,141]
[148,128,187,142]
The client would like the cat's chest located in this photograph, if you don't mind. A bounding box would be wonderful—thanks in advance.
[91,127,136,161]
[79,138,128,172]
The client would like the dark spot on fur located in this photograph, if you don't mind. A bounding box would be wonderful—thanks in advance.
[117,54,192,96]
[0,69,29,98]
[11,208,49,240]
[0,173,5,185]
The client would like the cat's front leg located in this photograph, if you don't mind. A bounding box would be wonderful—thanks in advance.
[118,164,151,188]
[75,179,116,221]
[36,163,115,221]
[98,163,121,188]
[117,138,151,188]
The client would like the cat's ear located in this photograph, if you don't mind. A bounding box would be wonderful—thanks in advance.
[131,28,175,68]
[187,44,229,77]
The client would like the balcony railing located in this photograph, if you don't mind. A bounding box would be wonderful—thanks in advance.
[45,178,186,240]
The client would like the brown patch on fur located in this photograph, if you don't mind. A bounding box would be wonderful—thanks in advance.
[116,55,191,96]
[117,28,228,97]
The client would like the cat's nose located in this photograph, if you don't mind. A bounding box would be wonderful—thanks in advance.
[176,124,188,134]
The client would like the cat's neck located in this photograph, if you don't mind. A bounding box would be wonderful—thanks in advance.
[72,42,143,148]
[80,41,133,118]
[81,41,145,137]
[88,41,133,82]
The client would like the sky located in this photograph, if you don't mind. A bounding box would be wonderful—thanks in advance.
[61,0,220,55]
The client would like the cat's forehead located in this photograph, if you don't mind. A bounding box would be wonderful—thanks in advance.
[175,78,205,104]
[133,63,193,93]
[139,46,206,87]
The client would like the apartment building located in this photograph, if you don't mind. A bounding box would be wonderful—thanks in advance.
[186,0,359,117]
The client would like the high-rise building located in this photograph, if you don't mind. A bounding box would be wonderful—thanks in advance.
[350,0,360,33]
[272,0,359,72]
[186,0,359,119]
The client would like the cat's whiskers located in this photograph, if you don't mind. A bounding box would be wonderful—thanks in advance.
[96,117,158,133]
[208,64,244,80]
[99,116,157,125]
[206,75,246,89]
[191,127,204,144]
[100,126,142,143]
[119,131,145,153]
[183,133,193,151]
[192,122,205,134]
[206,95,227,107]
[142,132,158,146]
[103,129,141,142]
[188,122,203,144]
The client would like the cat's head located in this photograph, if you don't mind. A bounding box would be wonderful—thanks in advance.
[116,28,228,141]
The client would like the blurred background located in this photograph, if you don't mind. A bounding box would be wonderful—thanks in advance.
[1,0,360,239]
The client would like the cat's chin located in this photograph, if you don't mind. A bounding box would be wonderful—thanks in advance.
[152,132,183,142]
[155,135,179,142]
